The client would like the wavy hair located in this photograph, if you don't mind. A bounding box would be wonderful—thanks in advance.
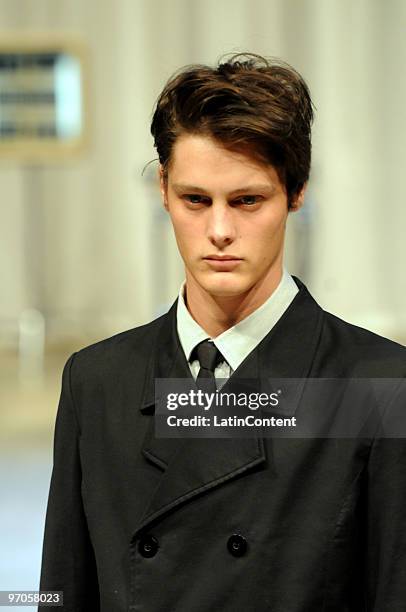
[151,53,315,207]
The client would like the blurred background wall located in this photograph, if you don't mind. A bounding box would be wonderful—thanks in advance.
[0,0,405,602]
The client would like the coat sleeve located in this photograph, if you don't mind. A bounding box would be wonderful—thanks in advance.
[38,353,100,612]
[366,433,406,610]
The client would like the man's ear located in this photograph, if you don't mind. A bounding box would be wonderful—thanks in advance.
[159,165,169,211]
[289,182,307,212]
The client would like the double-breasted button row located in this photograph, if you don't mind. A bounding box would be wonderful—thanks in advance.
[138,533,248,558]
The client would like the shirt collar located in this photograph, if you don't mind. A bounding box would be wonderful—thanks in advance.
[176,269,299,372]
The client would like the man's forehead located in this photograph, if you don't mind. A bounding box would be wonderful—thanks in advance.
[170,133,266,165]
[167,134,281,189]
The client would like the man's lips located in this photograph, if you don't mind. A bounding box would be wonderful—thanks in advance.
[203,255,242,261]
[203,255,243,270]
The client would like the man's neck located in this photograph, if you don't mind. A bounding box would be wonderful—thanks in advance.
[184,267,283,338]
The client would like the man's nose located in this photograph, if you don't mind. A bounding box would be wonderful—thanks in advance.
[206,202,237,248]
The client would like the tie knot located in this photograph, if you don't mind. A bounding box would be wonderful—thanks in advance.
[192,340,223,372]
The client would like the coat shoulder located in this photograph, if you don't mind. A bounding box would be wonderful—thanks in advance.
[320,309,406,376]
[68,310,169,381]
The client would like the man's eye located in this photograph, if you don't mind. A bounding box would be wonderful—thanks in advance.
[235,195,261,205]
[184,194,208,204]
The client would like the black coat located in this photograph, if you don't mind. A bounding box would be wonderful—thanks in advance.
[38,277,406,612]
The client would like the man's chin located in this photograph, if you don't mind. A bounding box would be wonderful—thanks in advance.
[198,273,250,298]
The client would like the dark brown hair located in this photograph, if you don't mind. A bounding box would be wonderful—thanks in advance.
[151,53,314,207]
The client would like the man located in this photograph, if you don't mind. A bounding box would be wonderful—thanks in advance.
[39,54,406,611]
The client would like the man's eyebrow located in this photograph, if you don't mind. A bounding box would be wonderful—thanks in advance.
[171,183,275,195]
[172,183,210,194]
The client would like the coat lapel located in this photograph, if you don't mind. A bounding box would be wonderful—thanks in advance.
[135,277,323,534]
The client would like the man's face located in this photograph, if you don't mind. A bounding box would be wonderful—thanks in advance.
[161,133,304,299]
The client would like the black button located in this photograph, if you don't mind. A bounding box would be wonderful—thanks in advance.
[138,534,159,558]
[227,534,248,557]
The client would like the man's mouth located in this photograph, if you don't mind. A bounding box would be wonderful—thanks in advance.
[204,255,242,261]
[203,255,243,270]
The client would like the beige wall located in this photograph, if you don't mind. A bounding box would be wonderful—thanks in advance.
[0,0,405,348]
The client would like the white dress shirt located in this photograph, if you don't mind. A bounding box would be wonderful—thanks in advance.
[176,269,299,386]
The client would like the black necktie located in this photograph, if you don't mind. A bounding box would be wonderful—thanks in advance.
[191,340,224,394]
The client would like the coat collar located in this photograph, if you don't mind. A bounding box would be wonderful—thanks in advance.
[134,277,324,534]
[139,298,192,414]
